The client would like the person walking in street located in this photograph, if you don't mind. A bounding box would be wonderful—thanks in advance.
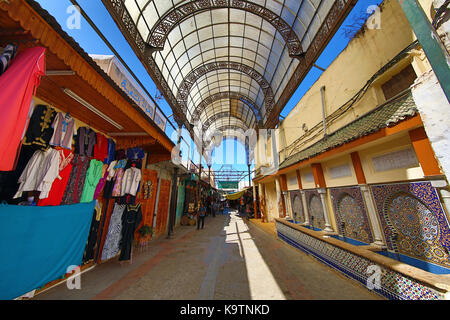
[197,202,206,230]
[212,200,217,218]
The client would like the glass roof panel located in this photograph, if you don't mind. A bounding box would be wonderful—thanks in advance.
[118,0,338,138]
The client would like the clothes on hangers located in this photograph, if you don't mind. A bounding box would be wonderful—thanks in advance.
[119,203,142,261]
[61,154,91,205]
[82,200,102,263]
[101,203,126,261]
[93,164,109,200]
[126,147,145,160]
[105,139,116,164]
[37,149,74,206]
[74,127,97,157]
[0,44,17,75]
[80,159,104,203]
[94,132,108,163]
[121,167,142,197]
[13,148,60,200]
[22,104,57,151]
[49,112,76,150]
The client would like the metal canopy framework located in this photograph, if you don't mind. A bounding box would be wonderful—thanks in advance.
[213,165,249,183]
[102,0,356,147]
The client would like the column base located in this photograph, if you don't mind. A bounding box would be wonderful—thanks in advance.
[323,225,335,233]
[370,240,387,249]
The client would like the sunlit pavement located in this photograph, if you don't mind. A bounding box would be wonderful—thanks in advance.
[34,209,381,300]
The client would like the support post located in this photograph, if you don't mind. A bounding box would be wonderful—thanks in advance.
[312,163,333,232]
[279,174,289,218]
[253,184,258,219]
[275,177,283,219]
[167,167,179,239]
[300,190,310,226]
[351,151,386,248]
[398,0,450,102]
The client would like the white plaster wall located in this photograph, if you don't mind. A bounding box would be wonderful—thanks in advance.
[411,70,450,180]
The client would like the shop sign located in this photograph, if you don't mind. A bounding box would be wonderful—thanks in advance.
[90,55,157,123]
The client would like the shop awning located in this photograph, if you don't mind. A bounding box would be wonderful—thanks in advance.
[1,0,175,158]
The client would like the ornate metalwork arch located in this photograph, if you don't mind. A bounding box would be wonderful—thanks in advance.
[191,91,261,122]
[201,112,250,133]
[146,0,304,59]
[178,61,275,115]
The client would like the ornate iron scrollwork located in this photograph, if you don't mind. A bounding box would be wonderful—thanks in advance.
[146,0,304,59]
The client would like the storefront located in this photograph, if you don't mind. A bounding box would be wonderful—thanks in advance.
[0,0,174,300]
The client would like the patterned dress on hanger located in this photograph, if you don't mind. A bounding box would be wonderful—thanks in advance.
[101,203,126,261]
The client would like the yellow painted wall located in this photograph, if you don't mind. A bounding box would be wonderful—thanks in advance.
[264,181,278,222]
[286,172,299,191]
[300,167,316,190]
[322,154,359,188]
[280,0,418,150]
[255,0,435,173]
[359,134,425,184]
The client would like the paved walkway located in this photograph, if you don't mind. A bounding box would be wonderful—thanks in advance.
[34,210,382,300]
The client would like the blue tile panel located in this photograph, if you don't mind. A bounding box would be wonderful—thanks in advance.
[276,222,446,300]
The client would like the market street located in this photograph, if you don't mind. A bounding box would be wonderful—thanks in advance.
[34,210,381,300]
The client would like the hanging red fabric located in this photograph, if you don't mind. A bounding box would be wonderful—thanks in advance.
[0,46,46,171]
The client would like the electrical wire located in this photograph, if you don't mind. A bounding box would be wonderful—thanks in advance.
[284,40,420,159]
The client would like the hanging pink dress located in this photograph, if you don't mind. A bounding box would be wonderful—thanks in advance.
[0,46,46,171]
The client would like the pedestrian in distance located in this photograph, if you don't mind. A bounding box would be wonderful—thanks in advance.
[197,202,206,230]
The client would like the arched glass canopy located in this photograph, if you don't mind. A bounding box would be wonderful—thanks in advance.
[103,0,356,145]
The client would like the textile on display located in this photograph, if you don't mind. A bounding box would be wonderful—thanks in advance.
[119,203,142,261]
[93,164,109,200]
[105,139,116,164]
[37,149,74,206]
[61,154,91,205]
[22,104,57,151]
[0,46,46,171]
[49,112,76,150]
[0,44,17,75]
[75,127,97,157]
[121,166,142,197]
[80,159,104,203]
[83,200,102,263]
[0,201,95,300]
[94,133,109,162]
[13,148,61,199]
[101,203,126,261]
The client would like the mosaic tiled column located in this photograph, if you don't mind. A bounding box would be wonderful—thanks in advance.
[300,190,310,226]
[351,151,386,247]
[360,185,386,248]
[318,188,334,233]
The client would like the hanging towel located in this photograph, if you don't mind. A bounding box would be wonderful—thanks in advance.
[0,201,95,300]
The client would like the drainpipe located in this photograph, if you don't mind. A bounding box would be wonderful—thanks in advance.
[320,86,327,138]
